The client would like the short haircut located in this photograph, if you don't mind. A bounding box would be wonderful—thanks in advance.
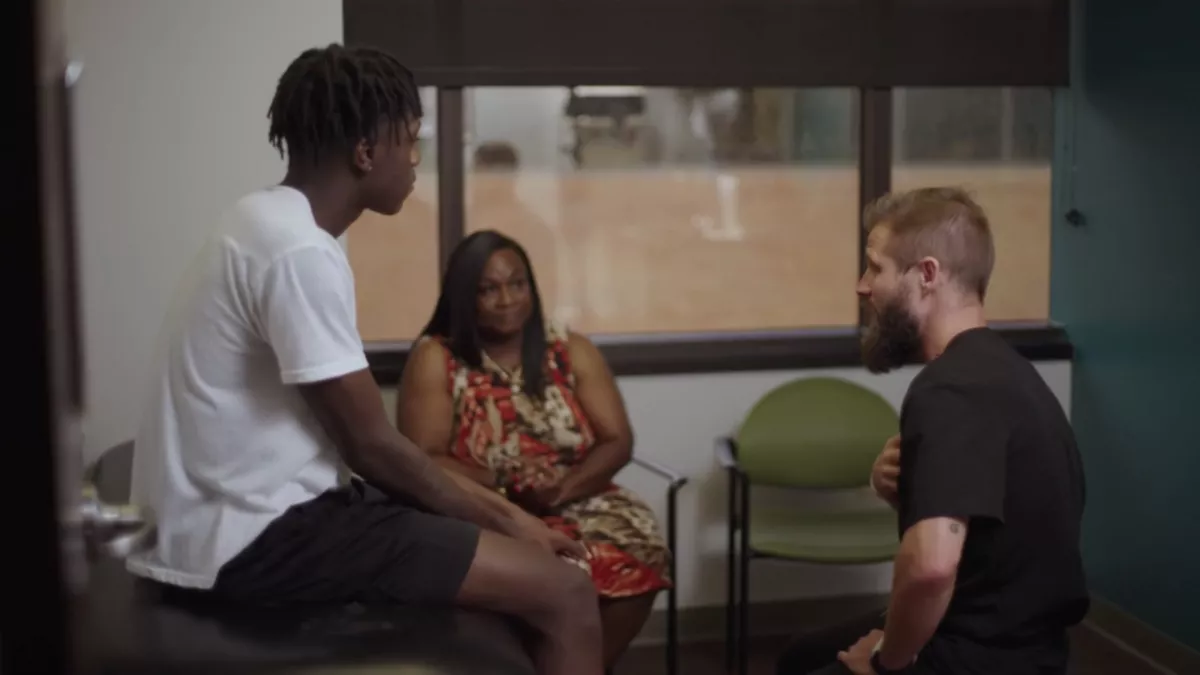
[267,44,422,167]
[864,186,995,299]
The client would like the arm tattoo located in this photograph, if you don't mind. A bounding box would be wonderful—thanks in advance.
[949,521,963,534]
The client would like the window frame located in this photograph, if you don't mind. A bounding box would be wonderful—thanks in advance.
[365,87,1071,383]
[347,2,1073,381]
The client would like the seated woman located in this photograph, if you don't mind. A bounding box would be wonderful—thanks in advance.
[396,230,671,668]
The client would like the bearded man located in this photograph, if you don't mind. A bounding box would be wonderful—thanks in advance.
[779,187,1089,675]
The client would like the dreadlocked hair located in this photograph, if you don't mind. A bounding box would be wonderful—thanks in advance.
[267,44,422,167]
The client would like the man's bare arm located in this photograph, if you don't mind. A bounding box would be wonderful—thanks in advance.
[878,517,967,669]
[300,369,511,532]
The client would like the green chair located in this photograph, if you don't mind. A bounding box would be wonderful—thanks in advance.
[715,376,900,675]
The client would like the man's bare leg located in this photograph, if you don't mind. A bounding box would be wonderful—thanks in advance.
[600,593,658,668]
[457,530,603,675]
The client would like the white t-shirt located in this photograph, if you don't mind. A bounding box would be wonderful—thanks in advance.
[125,185,367,589]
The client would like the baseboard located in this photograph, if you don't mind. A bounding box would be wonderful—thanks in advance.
[633,595,887,647]
[1083,595,1200,675]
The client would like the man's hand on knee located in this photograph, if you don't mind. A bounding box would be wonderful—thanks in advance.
[506,513,589,561]
[837,629,885,674]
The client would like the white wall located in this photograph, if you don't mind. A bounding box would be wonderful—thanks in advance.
[65,0,1073,611]
[65,0,343,465]
[383,361,1072,609]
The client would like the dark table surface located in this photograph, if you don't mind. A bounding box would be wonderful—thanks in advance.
[72,557,536,675]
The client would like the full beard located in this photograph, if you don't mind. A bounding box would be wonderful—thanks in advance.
[860,296,922,374]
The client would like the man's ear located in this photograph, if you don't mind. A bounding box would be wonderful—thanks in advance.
[916,256,941,290]
[352,138,374,174]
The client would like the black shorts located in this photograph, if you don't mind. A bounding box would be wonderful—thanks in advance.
[211,479,481,608]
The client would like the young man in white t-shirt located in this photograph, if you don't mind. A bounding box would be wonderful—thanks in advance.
[126,44,603,675]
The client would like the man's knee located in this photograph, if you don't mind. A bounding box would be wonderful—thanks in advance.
[537,562,598,619]
[497,560,598,633]
[457,532,599,627]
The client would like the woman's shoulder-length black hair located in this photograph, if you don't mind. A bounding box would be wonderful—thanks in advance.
[420,229,549,396]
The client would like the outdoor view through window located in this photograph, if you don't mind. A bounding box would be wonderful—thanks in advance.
[348,87,1053,341]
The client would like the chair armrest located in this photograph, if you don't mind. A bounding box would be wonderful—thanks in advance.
[631,454,688,490]
[714,436,742,475]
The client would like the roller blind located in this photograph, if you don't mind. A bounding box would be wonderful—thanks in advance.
[344,0,1068,87]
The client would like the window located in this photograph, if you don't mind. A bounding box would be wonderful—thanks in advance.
[348,88,440,341]
[463,86,860,336]
[342,1,1073,375]
[892,88,1054,322]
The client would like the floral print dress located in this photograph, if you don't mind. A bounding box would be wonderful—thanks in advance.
[430,323,671,599]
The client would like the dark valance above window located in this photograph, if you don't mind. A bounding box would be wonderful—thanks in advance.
[343,0,1069,87]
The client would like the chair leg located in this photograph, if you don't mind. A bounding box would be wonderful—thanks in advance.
[666,483,681,675]
[738,478,751,675]
[725,471,739,672]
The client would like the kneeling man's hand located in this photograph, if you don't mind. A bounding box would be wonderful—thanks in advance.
[871,435,901,508]
[838,629,885,675]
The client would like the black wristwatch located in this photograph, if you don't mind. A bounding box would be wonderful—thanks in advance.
[870,652,911,675]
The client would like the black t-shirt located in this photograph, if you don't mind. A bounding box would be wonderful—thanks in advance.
[898,328,1089,675]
